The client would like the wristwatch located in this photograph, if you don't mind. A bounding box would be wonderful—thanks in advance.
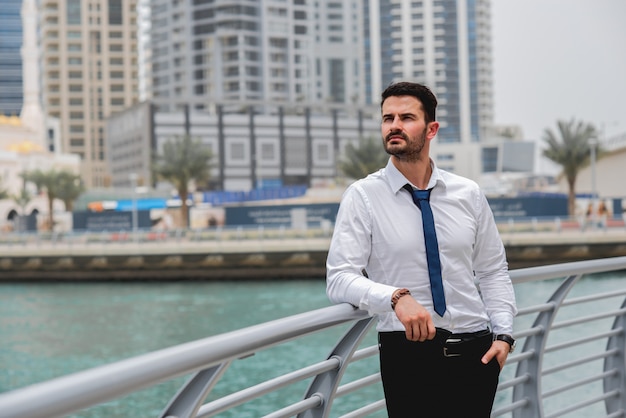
[495,334,516,353]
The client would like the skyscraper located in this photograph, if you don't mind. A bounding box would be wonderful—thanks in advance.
[149,0,365,112]
[0,0,24,116]
[365,0,494,145]
[149,0,492,143]
[38,0,139,187]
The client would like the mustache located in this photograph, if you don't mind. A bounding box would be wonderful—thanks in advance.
[385,131,408,141]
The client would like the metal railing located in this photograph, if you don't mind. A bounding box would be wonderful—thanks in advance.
[0,257,625,417]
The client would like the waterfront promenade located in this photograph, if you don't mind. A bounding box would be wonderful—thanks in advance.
[0,224,624,280]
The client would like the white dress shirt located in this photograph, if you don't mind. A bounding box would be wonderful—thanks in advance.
[326,159,517,335]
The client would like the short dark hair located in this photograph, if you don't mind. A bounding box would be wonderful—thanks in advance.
[381,81,437,124]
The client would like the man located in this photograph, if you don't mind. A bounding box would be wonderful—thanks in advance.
[326,81,517,417]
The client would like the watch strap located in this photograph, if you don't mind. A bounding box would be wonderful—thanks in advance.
[495,334,516,352]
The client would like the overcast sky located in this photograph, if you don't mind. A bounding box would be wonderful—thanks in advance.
[491,0,626,148]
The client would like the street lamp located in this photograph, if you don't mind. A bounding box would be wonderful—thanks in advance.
[129,172,138,242]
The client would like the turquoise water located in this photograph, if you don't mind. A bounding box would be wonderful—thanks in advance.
[0,280,383,417]
[1,273,625,417]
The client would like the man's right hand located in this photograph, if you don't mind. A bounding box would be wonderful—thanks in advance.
[394,296,436,342]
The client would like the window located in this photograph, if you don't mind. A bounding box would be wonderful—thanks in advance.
[229,142,245,160]
[108,0,122,25]
[260,143,275,161]
[315,142,331,162]
[67,0,81,24]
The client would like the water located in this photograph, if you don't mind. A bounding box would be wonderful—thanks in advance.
[0,280,375,417]
[1,273,624,417]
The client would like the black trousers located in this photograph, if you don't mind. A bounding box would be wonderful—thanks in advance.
[378,330,500,418]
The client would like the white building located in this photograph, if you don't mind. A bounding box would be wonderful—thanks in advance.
[0,0,81,230]
[149,0,365,112]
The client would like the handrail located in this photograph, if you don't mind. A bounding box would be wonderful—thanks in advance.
[0,256,625,417]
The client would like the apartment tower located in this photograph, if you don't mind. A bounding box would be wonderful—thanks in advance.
[149,0,365,112]
[366,0,494,145]
[0,0,24,116]
[39,0,139,187]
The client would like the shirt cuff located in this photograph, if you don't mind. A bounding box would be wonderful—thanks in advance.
[359,282,398,314]
[489,311,514,335]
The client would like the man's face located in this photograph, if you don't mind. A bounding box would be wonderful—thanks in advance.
[381,95,438,161]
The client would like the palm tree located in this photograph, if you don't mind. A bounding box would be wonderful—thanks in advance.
[22,169,84,230]
[338,136,388,180]
[55,171,85,212]
[542,119,599,216]
[11,188,32,214]
[0,178,8,200]
[152,135,213,227]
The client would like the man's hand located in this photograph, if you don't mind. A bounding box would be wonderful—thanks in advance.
[481,340,510,370]
[393,296,436,341]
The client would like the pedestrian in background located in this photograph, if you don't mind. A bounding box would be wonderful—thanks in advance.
[326,81,517,417]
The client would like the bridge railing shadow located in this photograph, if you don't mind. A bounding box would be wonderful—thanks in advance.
[0,257,625,417]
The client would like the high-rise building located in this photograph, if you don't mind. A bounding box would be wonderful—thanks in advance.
[362,0,495,179]
[108,0,536,193]
[38,0,139,187]
[137,0,151,102]
[149,0,365,112]
[0,0,24,116]
[365,0,494,145]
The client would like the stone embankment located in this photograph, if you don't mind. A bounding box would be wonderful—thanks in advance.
[0,228,624,280]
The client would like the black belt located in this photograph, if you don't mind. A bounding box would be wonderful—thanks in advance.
[435,328,492,358]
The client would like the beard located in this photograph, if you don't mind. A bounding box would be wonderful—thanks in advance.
[383,127,428,162]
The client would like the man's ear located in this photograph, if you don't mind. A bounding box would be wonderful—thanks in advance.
[427,121,440,140]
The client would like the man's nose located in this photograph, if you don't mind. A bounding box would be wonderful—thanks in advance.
[389,116,402,129]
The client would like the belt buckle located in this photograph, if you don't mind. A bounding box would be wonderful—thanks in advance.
[443,337,462,357]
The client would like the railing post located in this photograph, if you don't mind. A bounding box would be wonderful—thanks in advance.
[158,363,230,418]
[298,317,375,418]
[512,275,580,418]
[603,297,626,414]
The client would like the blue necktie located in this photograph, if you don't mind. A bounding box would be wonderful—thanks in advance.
[404,184,446,317]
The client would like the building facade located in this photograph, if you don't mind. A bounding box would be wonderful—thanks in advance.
[149,0,365,112]
[360,0,495,180]
[0,0,23,116]
[365,0,494,145]
[106,101,381,191]
[38,0,139,188]
[144,0,496,181]
[0,0,81,230]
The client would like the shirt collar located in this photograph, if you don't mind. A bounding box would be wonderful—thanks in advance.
[385,158,447,193]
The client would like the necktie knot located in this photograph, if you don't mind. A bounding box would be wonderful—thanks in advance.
[404,184,431,208]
